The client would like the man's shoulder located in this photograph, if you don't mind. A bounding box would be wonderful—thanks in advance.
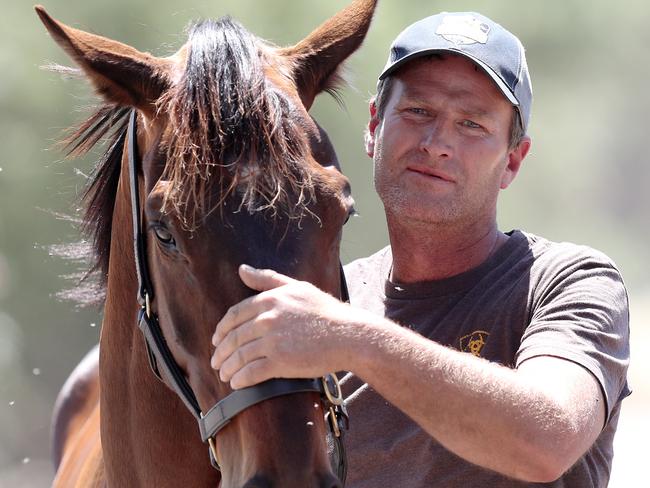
[343,246,392,275]
[517,230,622,275]
[514,230,628,316]
[343,246,393,293]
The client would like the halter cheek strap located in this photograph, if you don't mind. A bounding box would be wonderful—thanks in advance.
[129,110,203,417]
[126,110,349,481]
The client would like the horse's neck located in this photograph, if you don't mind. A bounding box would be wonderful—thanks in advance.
[99,166,219,486]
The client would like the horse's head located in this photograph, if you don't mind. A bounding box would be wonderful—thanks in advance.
[37,1,376,486]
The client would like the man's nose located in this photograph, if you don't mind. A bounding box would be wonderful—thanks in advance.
[419,118,453,159]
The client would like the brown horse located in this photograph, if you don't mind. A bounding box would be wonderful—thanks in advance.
[38,1,377,486]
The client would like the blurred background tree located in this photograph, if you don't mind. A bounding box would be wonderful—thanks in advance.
[0,0,647,485]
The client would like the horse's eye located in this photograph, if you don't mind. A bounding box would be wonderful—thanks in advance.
[153,226,175,246]
[344,207,357,225]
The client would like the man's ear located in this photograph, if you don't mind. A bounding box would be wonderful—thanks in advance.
[500,136,531,189]
[365,100,380,157]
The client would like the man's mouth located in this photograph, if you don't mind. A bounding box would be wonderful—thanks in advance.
[406,165,454,182]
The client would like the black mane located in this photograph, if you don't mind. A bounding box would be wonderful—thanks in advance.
[159,18,313,229]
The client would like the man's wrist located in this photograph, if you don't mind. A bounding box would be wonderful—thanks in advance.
[341,311,405,380]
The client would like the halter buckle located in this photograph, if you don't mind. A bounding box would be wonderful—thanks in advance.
[328,406,342,438]
[201,412,221,470]
[207,436,220,469]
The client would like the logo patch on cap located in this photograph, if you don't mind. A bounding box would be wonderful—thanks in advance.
[435,15,490,45]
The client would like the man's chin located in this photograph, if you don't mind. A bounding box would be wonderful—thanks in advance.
[384,202,461,228]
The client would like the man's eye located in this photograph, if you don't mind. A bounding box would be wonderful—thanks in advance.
[462,120,482,129]
[153,226,175,246]
[408,107,427,115]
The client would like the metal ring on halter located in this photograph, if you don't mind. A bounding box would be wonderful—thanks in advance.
[201,412,221,469]
[322,373,343,406]
[145,292,151,319]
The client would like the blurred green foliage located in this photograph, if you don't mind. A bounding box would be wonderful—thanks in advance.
[1,0,648,484]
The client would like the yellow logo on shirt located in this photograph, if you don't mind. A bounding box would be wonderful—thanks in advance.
[459,330,490,357]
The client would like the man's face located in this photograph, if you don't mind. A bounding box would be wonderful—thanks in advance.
[368,55,529,228]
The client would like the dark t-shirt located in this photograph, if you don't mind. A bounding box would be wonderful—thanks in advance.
[341,230,630,487]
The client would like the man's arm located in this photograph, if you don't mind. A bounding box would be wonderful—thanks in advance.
[211,265,605,483]
[338,317,605,482]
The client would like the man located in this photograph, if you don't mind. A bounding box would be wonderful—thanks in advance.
[211,12,630,487]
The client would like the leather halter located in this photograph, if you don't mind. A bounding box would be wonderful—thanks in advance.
[126,110,349,481]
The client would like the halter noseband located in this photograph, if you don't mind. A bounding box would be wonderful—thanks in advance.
[126,110,349,481]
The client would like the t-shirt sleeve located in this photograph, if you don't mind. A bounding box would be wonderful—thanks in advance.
[515,245,631,422]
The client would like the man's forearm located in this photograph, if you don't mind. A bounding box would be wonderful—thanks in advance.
[344,314,604,483]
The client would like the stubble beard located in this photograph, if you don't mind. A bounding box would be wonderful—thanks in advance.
[374,163,502,234]
[374,152,464,229]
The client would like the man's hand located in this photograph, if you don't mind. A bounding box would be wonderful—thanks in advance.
[211,264,352,389]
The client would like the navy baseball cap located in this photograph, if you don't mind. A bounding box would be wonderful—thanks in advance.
[379,12,532,131]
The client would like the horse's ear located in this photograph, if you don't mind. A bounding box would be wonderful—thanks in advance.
[35,5,172,116]
[282,0,378,110]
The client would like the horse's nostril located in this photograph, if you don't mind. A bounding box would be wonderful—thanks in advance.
[242,475,271,488]
[320,474,342,488]
[242,472,341,488]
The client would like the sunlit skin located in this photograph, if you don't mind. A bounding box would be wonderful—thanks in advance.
[210,55,606,483]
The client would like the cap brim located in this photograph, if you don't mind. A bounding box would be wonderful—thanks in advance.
[379,48,519,107]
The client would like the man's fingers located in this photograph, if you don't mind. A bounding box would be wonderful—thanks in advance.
[229,357,275,390]
[213,266,298,346]
[212,313,274,369]
[212,294,267,346]
[216,337,267,383]
[239,264,295,292]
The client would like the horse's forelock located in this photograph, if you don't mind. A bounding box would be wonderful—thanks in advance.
[159,18,315,230]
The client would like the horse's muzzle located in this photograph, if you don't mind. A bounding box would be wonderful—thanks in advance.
[241,473,342,488]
